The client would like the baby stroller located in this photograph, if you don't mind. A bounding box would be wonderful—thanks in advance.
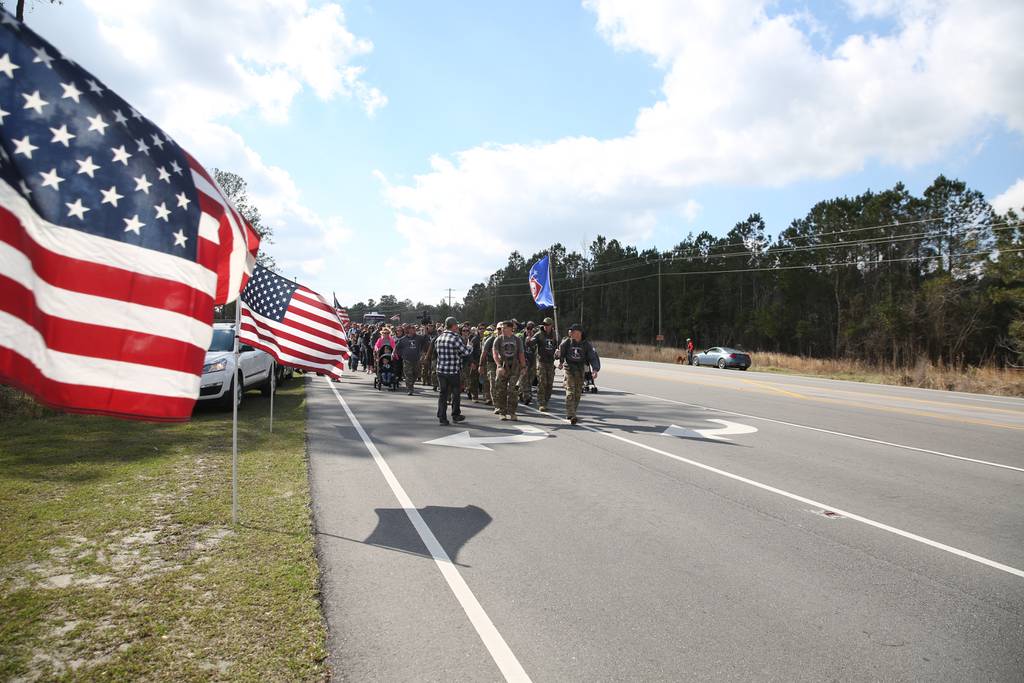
[375,348,400,391]
[584,370,598,393]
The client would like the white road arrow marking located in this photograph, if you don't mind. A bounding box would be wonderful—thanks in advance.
[662,419,758,442]
[424,425,548,451]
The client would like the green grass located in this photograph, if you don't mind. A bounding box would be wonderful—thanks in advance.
[0,381,327,682]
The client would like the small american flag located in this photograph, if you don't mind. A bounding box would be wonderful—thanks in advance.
[332,295,350,330]
[0,11,259,421]
[240,266,349,380]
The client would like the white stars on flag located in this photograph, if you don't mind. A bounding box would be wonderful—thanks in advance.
[0,52,19,78]
[59,81,81,103]
[31,46,54,69]
[110,145,131,165]
[123,214,144,234]
[76,155,99,177]
[86,113,108,134]
[39,167,63,190]
[133,173,152,194]
[49,124,74,146]
[65,198,89,220]
[21,89,47,114]
[100,185,123,207]
[13,135,38,158]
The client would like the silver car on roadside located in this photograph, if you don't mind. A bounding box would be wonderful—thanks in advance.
[691,347,752,370]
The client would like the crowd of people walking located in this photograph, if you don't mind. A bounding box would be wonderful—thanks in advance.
[344,315,601,425]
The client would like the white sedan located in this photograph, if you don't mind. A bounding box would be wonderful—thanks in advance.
[198,323,276,408]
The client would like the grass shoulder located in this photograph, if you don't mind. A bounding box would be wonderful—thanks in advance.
[0,381,326,681]
[596,341,1024,397]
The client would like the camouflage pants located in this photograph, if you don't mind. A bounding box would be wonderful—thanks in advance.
[493,361,522,415]
[403,359,420,390]
[420,354,431,384]
[564,366,584,419]
[520,357,537,402]
[483,363,496,404]
[460,363,477,397]
[537,362,555,406]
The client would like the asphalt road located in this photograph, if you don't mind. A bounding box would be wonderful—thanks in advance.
[306,359,1024,681]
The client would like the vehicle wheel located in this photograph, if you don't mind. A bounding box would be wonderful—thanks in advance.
[591,386,598,393]
[691,356,700,366]
[718,359,727,369]
[220,372,244,409]
[261,364,276,397]
[739,366,748,371]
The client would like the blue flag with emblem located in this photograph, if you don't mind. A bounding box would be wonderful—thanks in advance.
[528,255,555,309]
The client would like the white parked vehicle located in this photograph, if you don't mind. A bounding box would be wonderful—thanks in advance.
[198,323,276,408]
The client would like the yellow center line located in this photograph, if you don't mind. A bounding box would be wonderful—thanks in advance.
[743,377,1024,416]
[606,364,1024,431]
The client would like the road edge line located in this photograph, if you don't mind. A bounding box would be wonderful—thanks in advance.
[325,378,532,682]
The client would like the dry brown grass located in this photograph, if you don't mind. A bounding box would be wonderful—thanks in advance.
[595,340,1024,398]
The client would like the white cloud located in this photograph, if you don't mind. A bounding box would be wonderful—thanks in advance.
[30,0,384,293]
[681,199,702,223]
[79,0,385,124]
[380,0,1024,299]
[992,179,1024,215]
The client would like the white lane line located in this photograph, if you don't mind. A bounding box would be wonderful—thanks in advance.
[326,378,531,682]
[601,386,1024,474]
[520,403,1024,580]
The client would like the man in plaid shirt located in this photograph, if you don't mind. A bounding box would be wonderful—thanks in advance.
[434,317,475,425]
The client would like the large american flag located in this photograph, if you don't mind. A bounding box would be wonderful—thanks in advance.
[240,266,349,380]
[0,11,259,421]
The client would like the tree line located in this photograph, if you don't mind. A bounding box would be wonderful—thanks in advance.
[448,176,1022,368]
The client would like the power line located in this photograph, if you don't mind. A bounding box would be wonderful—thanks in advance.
[517,213,1008,278]
[484,220,1019,290]
[474,246,1022,300]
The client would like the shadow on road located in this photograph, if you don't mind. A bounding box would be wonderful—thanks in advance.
[362,504,492,565]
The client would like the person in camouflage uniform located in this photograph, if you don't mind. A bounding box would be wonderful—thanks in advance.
[519,321,537,405]
[557,323,600,425]
[422,323,439,390]
[531,317,558,411]
[491,321,526,420]
[480,325,497,407]
[458,324,479,401]
[419,324,433,385]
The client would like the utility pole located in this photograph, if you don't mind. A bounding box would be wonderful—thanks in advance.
[657,256,663,348]
[447,288,453,309]
[580,266,585,325]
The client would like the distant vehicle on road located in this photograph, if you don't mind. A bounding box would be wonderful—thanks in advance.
[363,312,386,325]
[692,347,751,370]
[198,323,277,408]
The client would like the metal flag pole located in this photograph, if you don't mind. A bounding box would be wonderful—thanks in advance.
[269,363,275,434]
[232,301,240,526]
[547,251,560,342]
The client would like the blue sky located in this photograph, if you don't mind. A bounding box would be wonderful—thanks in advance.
[24,0,1024,305]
